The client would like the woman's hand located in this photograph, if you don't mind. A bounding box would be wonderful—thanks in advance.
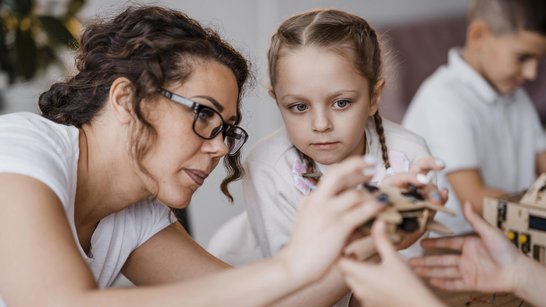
[339,220,445,307]
[409,202,522,293]
[276,156,385,284]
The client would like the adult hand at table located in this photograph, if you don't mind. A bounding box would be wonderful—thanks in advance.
[339,220,445,307]
[409,202,522,293]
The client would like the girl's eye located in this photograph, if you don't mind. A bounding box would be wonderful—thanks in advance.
[333,99,351,110]
[289,103,308,113]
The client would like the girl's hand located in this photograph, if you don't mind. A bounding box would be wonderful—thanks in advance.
[410,202,522,293]
[379,156,448,250]
[276,156,385,284]
[339,220,445,307]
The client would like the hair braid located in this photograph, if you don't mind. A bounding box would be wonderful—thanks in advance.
[373,113,390,169]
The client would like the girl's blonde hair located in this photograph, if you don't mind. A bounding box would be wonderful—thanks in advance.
[267,9,390,170]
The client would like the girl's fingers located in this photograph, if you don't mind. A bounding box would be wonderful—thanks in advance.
[380,172,425,188]
[409,156,445,174]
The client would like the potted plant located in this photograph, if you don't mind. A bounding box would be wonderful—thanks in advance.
[0,0,84,109]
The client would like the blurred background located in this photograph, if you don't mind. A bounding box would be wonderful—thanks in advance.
[3,0,544,248]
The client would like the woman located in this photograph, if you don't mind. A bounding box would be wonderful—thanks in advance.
[0,6,385,306]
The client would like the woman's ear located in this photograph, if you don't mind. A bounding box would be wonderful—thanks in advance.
[108,77,135,124]
[369,79,385,116]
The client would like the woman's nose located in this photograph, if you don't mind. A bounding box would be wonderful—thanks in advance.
[203,134,229,157]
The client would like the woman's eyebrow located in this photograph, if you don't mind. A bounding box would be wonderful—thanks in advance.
[194,95,237,122]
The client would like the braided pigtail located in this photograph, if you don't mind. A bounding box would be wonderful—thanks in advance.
[373,113,390,169]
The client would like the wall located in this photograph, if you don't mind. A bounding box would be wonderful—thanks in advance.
[1,0,468,246]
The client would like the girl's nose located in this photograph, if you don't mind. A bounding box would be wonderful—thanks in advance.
[311,110,332,132]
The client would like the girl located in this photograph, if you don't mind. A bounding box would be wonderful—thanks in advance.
[0,6,386,306]
[208,8,444,307]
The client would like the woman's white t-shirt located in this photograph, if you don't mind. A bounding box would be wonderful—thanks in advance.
[0,112,172,288]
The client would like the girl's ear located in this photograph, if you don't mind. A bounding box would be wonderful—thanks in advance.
[108,77,135,124]
[369,79,385,116]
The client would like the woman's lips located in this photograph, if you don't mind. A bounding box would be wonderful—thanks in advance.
[184,169,208,186]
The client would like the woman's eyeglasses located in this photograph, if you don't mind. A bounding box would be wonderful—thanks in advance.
[158,88,248,156]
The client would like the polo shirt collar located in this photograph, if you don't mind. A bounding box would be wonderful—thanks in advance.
[448,48,501,105]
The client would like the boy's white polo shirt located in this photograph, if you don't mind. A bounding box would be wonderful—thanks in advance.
[403,48,546,234]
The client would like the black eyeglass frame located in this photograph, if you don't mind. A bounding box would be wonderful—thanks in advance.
[158,88,248,156]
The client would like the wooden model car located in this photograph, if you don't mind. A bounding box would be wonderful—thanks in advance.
[483,173,546,264]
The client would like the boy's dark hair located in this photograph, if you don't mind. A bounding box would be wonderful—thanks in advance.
[469,0,546,35]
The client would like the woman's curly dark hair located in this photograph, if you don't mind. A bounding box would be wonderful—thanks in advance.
[39,6,251,201]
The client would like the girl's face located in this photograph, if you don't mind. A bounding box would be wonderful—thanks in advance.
[274,46,380,165]
[143,60,239,208]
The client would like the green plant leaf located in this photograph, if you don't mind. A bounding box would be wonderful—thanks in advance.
[0,18,16,83]
[39,16,77,47]
[66,0,85,19]
[14,27,38,80]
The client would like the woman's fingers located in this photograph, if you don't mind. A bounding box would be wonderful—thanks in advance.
[371,220,397,260]
[344,235,376,261]
[314,156,376,199]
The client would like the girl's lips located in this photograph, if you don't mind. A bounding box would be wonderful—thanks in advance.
[311,142,339,150]
[184,169,208,186]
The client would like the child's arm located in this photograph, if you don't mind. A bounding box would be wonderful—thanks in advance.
[446,169,506,213]
[535,151,546,175]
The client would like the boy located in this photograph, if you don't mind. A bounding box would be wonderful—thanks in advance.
[403,0,546,234]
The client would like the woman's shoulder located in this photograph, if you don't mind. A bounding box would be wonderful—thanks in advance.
[0,112,80,207]
[0,112,78,145]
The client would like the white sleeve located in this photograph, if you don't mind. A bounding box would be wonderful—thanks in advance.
[243,159,298,258]
[132,200,173,247]
[0,117,73,207]
[527,102,546,154]
[415,97,479,174]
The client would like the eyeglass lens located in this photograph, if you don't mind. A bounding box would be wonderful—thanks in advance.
[194,108,247,156]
